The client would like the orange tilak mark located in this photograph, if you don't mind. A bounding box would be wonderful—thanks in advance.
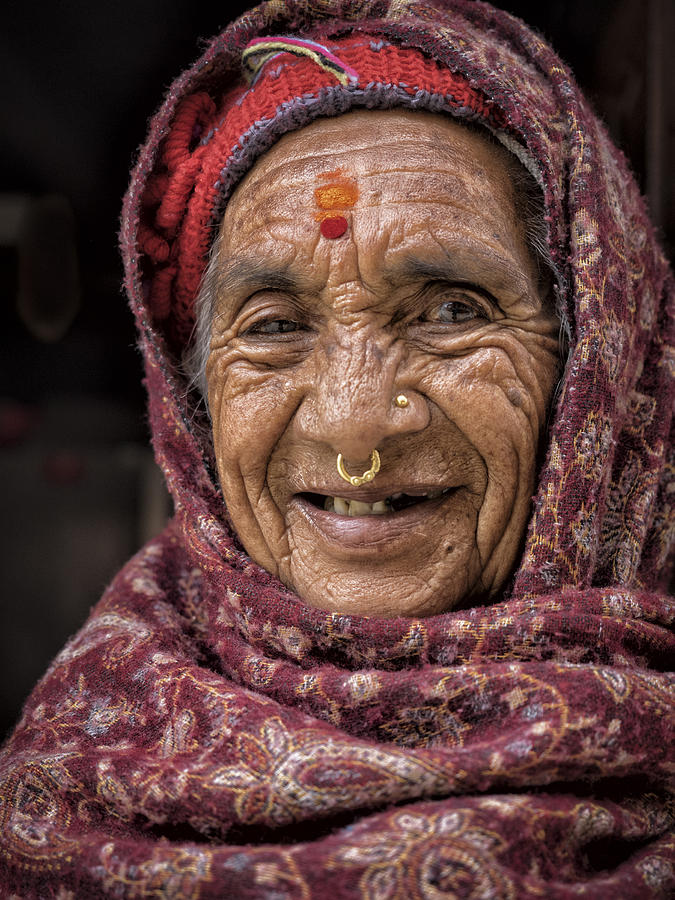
[315,182,358,209]
[314,174,358,239]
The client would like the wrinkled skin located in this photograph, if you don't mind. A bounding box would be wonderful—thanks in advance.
[206,110,560,617]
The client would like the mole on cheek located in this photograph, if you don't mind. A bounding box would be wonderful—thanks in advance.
[507,387,523,408]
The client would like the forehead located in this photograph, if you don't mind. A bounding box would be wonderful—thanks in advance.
[217,109,536,298]
[223,109,519,227]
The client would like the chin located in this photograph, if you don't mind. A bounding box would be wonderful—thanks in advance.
[280,558,487,619]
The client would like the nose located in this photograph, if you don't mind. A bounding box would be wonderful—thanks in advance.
[295,327,428,465]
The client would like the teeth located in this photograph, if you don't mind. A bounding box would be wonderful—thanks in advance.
[348,499,374,517]
[323,496,391,516]
[322,488,450,516]
[334,497,350,515]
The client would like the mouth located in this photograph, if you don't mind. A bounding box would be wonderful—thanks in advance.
[300,488,452,516]
[290,485,464,554]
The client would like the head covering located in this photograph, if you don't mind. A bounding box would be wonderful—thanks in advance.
[1,1,673,897]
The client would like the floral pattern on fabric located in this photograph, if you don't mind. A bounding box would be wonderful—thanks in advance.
[1,0,673,897]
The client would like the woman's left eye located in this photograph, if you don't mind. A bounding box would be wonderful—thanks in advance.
[432,300,481,324]
[422,293,489,326]
[415,284,492,327]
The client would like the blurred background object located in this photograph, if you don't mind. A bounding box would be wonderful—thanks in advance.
[1,0,673,740]
[16,194,81,342]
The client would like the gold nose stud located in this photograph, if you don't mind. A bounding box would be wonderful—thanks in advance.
[336,449,381,486]
[394,393,409,408]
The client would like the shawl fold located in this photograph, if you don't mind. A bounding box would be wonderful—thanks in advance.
[1,1,673,897]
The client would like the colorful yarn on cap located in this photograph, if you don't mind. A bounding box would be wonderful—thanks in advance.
[242,37,359,86]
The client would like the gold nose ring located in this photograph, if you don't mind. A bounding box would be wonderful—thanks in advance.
[394,393,409,408]
[336,449,381,486]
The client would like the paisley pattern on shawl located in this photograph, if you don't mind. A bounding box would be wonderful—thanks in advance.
[1,1,673,897]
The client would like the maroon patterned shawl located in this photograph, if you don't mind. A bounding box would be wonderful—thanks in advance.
[1,2,673,897]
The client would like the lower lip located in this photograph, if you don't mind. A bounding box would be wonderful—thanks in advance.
[291,491,458,554]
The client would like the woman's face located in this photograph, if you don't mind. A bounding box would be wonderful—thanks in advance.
[206,109,560,617]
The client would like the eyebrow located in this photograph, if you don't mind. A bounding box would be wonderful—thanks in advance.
[383,251,532,308]
[217,255,492,297]
[214,258,306,300]
[213,248,531,317]
[382,256,463,287]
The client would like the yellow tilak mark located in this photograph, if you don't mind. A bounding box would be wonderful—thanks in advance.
[314,182,358,209]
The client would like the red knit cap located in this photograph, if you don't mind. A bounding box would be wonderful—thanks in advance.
[137,35,505,351]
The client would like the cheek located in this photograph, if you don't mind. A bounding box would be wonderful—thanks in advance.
[208,354,293,498]
[408,339,557,597]
[417,334,558,517]
[207,353,304,575]
[471,332,558,441]
[421,339,555,447]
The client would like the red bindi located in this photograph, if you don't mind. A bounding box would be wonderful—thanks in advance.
[320,215,348,239]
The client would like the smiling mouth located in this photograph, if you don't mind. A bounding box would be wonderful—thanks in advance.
[301,488,452,516]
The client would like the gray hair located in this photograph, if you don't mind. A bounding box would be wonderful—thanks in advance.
[183,237,222,407]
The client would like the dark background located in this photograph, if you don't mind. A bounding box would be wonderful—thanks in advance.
[1,0,673,740]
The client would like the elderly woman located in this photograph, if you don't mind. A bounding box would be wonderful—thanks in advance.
[1,0,673,897]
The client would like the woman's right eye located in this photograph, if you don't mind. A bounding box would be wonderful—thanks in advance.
[246,319,302,335]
